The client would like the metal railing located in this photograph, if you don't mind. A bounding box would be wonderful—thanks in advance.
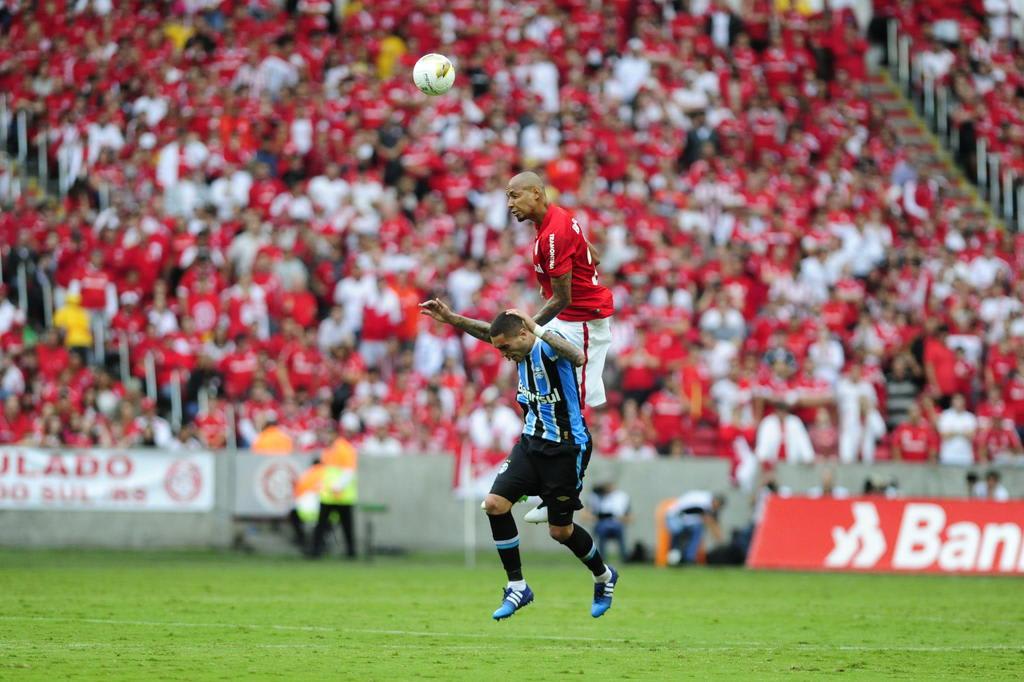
[889,19,1022,231]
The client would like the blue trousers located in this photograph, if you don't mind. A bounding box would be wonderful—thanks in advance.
[594,518,628,561]
[667,515,704,563]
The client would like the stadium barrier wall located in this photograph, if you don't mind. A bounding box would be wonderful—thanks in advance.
[0,448,233,548]
[0,446,1021,551]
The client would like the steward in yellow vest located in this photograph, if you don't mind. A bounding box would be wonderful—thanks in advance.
[309,437,358,559]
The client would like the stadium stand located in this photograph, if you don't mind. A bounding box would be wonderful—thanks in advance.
[1,0,1022,476]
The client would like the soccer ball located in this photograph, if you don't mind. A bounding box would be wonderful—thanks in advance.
[413,53,456,96]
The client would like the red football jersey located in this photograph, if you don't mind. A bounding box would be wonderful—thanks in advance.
[893,423,938,462]
[533,205,614,322]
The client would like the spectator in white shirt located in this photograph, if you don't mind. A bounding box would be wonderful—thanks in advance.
[333,262,375,338]
[0,352,26,397]
[520,113,561,165]
[918,38,956,81]
[807,468,850,499]
[807,326,845,385]
[86,109,124,165]
[971,469,1010,501]
[467,387,522,454]
[227,212,268,276]
[131,81,168,127]
[798,248,830,304]
[754,360,818,464]
[317,305,350,353]
[521,48,560,113]
[446,261,484,312]
[255,44,299,97]
[937,394,978,465]
[968,242,1010,290]
[307,162,350,215]
[410,326,444,378]
[360,422,403,457]
[698,290,746,342]
[835,363,887,463]
[616,430,658,461]
[0,286,25,337]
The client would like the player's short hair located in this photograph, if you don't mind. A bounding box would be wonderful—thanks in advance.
[489,312,527,339]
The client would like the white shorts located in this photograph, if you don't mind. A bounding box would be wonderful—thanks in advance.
[539,316,612,408]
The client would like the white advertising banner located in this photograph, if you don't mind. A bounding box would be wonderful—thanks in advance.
[0,447,215,512]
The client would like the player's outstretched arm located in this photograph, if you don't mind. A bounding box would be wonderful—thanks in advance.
[505,308,585,367]
[532,272,572,327]
[419,298,491,342]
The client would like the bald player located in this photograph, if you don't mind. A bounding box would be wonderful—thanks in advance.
[506,172,615,524]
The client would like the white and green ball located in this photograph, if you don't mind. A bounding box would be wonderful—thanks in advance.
[413,53,456,96]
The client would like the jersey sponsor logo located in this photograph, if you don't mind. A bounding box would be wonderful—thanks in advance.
[548,233,556,270]
[517,383,562,405]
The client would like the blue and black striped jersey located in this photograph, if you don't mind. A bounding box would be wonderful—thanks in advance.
[515,333,590,447]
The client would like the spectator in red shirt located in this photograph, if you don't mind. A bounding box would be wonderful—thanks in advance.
[35,328,70,381]
[619,329,660,405]
[807,407,839,459]
[1003,364,1024,433]
[923,323,958,405]
[643,377,690,455]
[220,334,259,399]
[0,396,33,444]
[891,403,940,463]
[978,419,1024,463]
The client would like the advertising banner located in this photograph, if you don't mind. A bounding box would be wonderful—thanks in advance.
[0,447,214,512]
[748,496,1024,575]
[233,453,316,517]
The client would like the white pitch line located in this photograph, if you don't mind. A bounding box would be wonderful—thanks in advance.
[0,616,628,644]
[0,616,1020,653]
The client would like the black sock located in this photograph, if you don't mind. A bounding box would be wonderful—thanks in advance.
[559,523,607,577]
[488,511,523,581]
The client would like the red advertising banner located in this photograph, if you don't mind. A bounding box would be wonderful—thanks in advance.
[748,496,1024,575]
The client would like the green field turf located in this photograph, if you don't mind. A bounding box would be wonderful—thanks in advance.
[0,549,1021,680]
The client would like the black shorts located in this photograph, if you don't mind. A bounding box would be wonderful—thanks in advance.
[489,435,592,526]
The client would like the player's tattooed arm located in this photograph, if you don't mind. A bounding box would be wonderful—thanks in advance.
[539,329,585,367]
[532,272,572,327]
[419,299,491,342]
[505,309,585,367]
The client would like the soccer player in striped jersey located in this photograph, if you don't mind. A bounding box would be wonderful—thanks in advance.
[419,299,618,620]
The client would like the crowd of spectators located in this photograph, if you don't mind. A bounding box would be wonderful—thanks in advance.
[877,0,1024,182]
[1,0,1023,477]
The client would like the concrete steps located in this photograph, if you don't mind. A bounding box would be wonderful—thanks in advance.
[873,72,993,221]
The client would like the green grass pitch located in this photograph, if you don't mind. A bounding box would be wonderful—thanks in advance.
[1,549,1021,680]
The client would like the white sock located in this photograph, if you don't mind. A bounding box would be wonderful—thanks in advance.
[507,579,527,591]
[594,566,612,583]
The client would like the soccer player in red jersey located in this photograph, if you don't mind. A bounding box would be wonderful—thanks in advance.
[505,172,614,409]
[505,172,615,525]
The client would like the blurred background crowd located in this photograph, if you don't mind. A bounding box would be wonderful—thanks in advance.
[1,0,1023,484]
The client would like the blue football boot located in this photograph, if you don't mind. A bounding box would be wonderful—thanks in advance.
[591,567,618,618]
[492,585,534,621]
